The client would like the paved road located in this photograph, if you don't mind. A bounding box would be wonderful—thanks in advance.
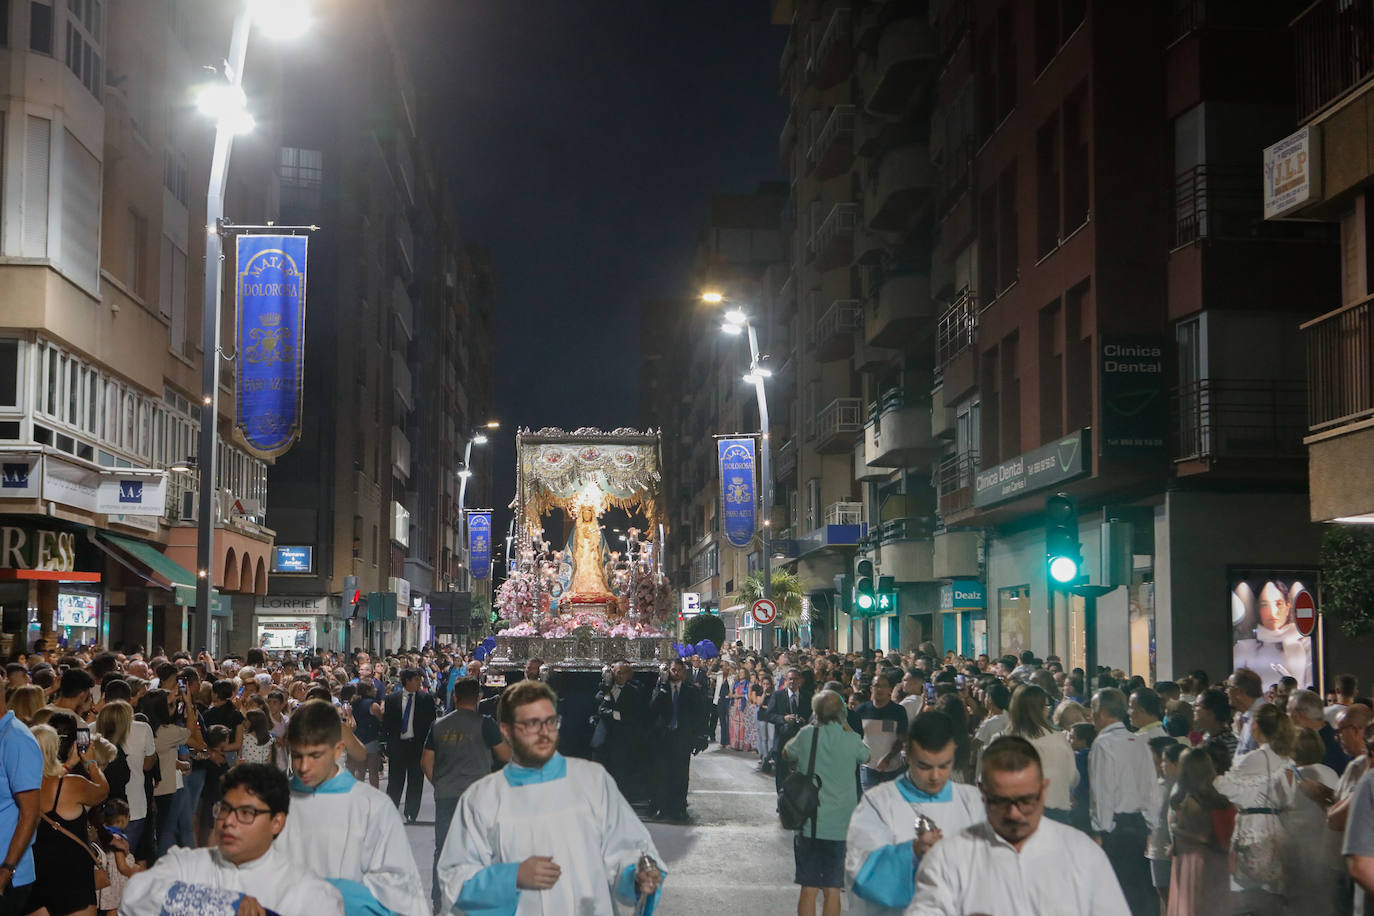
[398,742,806,913]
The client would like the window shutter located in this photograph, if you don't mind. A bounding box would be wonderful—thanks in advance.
[23,116,50,257]
[61,129,100,287]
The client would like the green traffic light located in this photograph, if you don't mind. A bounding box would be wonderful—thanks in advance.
[1049,555,1079,584]
[857,593,875,611]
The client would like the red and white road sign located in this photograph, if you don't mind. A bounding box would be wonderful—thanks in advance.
[1294,589,1317,637]
[751,598,777,626]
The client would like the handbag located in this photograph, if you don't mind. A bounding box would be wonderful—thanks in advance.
[778,725,823,834]
[1230,751,1285,892]
[40,810,110,890]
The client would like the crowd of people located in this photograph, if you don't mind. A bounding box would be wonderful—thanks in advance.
[0,640,662,916]
[686,641,1374,916]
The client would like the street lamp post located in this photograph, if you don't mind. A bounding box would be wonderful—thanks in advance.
[710,294,775,655]
[456,422,500,590]
[192,0,310,654]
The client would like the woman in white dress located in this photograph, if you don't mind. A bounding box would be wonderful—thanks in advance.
[1001,683,1078,822]
[1214,703,1299,916]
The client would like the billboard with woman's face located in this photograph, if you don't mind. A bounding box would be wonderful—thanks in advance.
[1231,572,1317,691]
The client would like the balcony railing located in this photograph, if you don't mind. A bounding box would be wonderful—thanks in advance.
[811,299,862,353]
[808,105,856,178]
[809,203,858,268]
[1305,295,1374,430]
[938,451,978,518]
[809,7,852,86]
[936,290,978,369]
[934,137,974,218]
[824,500,864,527]
[776,437,798,480]
[815,397,864,447]
[1172,165,1262,247]
[1295,0,1374,122]
[1173,378,1306,461]
[877,515,938,544]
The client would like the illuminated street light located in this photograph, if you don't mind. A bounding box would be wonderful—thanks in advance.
[195,82,255,134]
[248,0,311,40]
[721,322,743,335]
[702,291,725,304]
[725,309,747,326]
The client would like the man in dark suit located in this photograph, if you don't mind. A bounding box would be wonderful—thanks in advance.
[650,657,707,821]
[382,666,438,823]
[762,667,810,792]
[687,655,709,690]
[592,660,648,801]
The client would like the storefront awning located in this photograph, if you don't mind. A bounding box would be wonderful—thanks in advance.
[0,569,100,583]
[96,533,230,616]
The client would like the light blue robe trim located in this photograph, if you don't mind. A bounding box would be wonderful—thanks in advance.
[326,878,390,916]
[853,842,917,908]
[616,862,667,915]
[502,752,567,787]
[456,862,521,915]
[290,767,356,795]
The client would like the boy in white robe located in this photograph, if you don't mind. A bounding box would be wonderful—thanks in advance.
[122,762,344,916]
[845,710,984,916]
[437,679,665,916]
[275,699,429,916]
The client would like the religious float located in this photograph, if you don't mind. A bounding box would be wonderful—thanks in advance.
[488,427,679,670]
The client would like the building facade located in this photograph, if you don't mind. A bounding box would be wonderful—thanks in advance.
[0,2,284,657]
[260,0,493,656]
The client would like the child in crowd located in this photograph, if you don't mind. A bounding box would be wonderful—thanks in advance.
[95,798,143,916]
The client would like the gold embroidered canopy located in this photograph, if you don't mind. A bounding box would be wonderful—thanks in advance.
[516,427,664,530]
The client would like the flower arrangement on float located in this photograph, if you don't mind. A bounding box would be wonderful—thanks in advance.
[495,566,674,638]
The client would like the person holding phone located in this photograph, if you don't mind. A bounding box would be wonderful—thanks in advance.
[24,711,108,916]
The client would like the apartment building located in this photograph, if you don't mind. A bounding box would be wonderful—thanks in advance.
[642,186,785,646]
[262,0,493,654]
[0,2,287,656]
[758,0,1339,684]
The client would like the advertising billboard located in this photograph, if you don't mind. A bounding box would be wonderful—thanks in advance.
[57,593,98,629]
[1231,571,1318,691]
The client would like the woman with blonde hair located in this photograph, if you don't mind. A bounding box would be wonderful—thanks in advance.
[9,684,46,725]
[27,712,109,916]
[1004,684,1078,822]
[95,700,134,805]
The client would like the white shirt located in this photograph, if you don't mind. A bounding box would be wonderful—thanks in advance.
[845,778,985,916]
[122,719,157,821]
[899,694,924,727]
[121,844,344,916]
[1327,755,1368,869]
[909,818,1131,916]
[276,774,429,916]
[974,712,1007,747]
[1089,722,1161,833]
[1022,730,1079,811]
[438,756,661,915]
[1325,703,1350,728]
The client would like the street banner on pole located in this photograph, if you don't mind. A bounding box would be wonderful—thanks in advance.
[718,437,757,549]
[469,510,492,581]
[235,234,308,458]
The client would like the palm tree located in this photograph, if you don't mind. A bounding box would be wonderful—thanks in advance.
[736,570,807,640]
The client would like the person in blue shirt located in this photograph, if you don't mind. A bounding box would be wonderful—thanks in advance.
[0,685,42,916]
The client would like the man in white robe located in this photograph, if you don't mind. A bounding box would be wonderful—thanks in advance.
[123,762,344,916]
[274,700,428,916]
[437,679,664,915]
[909,735,1130,916]
[846,711,984,916]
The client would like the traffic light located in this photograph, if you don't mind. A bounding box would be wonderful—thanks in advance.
[1045,493,1081,585]
[342,576,361,617]
[854,558,876,613]
[875,576,897,613]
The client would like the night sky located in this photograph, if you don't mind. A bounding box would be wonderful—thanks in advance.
[403,2,785,529]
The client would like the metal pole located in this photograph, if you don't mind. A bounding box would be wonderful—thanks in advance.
[194,9,252,655]
[746,322,774,655]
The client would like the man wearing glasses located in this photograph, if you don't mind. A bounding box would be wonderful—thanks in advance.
[437,680,665,915]
[910,736,1130,915]
[121,763,343,915]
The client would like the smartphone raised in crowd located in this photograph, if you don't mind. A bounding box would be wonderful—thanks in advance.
[76,727,90,755]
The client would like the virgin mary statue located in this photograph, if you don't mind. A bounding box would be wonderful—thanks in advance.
[566,502,612,601]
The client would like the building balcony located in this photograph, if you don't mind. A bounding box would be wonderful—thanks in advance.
[809,7,853,88]
[392,352,413,412]
[866,269,932,349]
[865,143,932,231]
[854,336,898,373]
[867,389,941,467]
[778,271,797,316]
[933,528,980,579]
[391,276,414,341]
[936,289,978,373]
[1306,296,1374,433]
[930,382,956,440]
[855,436,885,482]
[865,14,936,116]
[1172,378,1306,473]
[814,397,864,453]
[394,214,414,275]
[779,108,797,169]
[934,137,974,219]
[809,105,856,180]
[391,426,411,481]
[853,226,887,266]
[794,502,866,558]
[776,437,798,482]
[811,299,862,361]
[1295,0,1374,122]
[809,203,858,271]
[938,451,979,520]
[875,516,938,583]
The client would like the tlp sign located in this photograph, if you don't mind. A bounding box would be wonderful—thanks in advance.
[1264,126,1321,220]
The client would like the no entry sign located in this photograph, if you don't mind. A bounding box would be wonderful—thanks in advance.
[751,598,777,626]
[1294,589,1317,637]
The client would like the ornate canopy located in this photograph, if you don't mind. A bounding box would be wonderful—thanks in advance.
[516,427,664,529]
